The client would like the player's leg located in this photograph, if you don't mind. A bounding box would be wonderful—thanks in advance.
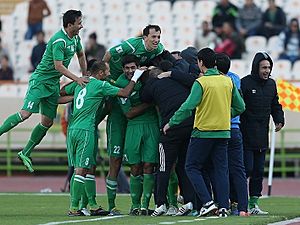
[17,83,45,172]
[141,123,159,214]
[69,129,96,216]
[106,112,126,213]
[1,78,42,137]
[125,125,143,215]
[0,110,32,136]
[129,164,143,215]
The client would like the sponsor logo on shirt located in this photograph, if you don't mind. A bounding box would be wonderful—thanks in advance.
[67,45,75,52]
[140,56,147,62]
[116,46,123,53]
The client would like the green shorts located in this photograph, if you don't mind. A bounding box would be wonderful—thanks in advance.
[106,101,127,158]
[67,129,96,169]
[22,78,59,119]
[123,123,159,165]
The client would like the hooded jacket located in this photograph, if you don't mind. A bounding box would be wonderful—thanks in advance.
[240,52,285,151]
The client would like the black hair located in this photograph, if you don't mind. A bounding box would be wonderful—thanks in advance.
[89,32,97,40]
[197,48,216,69]
[121,54,140,67]
[90,61,107,75]
[216,53,231,74]
[159,60,173,72]
[143,25,161,36]
[87,59,97,71]
[63,10,82,28]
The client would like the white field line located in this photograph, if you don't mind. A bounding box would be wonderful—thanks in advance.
[268,217,300,225]
[36,215,127,225]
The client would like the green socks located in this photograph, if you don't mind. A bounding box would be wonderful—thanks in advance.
[22,123,49,156]
[85,174,98,209]
[0,112,23,136]
[80,185,89,210]
[106,177,117,211]
[167,171,178,207]
[130,174,143,209]
[141,173,154,209]
[249,196,259,209]
[70,175,85,210]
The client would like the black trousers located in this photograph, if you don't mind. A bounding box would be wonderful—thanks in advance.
[155,126,196,207]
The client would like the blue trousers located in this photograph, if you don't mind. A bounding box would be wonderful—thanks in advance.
[25,22,43,40]
[185,137,229,209]
[244,149,266,197]
[228,128,248,211]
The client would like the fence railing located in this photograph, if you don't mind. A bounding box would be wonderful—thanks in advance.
[1,128,300,177]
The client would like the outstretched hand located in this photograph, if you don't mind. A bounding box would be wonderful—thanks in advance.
[76,76,89,87]
[157,71,171,79]
[163,123,170,135]
[275,123,283,132]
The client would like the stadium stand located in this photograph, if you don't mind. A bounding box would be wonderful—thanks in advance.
[1,0,300,177]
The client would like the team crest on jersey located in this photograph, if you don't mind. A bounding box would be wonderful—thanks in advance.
[116,46,123,53]
[140,56,147,62]
[67,45,75,52]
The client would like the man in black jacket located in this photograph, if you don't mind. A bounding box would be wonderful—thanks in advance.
[140,67,197,216]
[240,52,284,215]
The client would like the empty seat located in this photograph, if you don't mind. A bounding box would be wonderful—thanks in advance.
[230,60,247,77]
[272,59,292,80]
[245,36,267,53]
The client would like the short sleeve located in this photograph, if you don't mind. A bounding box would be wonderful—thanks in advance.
[52,39,65,61]
[99,81,120,96]
[109,38,136,58]
[64,82,78,95]
[76,36,83,53]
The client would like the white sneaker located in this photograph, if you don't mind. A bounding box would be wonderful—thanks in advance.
[175,202,193,216]
[177,195,184,205]
[80,208,90,216]
[249,205,269,215]
[218,208,228,218]
[165,205,178,216]
[151,204,167,217]
[198,201,218,217]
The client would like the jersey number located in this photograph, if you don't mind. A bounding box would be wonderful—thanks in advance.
[75,88,87,109]
[113,146,121,154]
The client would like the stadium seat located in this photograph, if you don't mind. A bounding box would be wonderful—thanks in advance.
[272,59,292,80]
[284,0,300,20]
[194,1,216,25]
[267,35,282,60]
[245,36,267,53]
[230,59,247,78]
[291,60,300,80]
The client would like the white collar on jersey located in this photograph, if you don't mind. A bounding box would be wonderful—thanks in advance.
[61,27,72,40]
[142,39,152,52]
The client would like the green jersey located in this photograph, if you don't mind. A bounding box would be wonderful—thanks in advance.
[116,74,158,125]
[32,29,83,86]
[65,77,120,131]
[109,37,164,80]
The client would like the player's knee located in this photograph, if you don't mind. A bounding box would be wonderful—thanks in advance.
[143,163,154,174]
[19,110,31,120]
[75,167,87,176]
[41,119,53,128]
[131,164,142,176]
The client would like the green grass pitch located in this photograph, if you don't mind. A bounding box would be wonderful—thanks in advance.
[1,194,300,225]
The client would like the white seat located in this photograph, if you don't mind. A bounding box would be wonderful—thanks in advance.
[245,36,268,53]
[291,60,300,80]
[194,1,216,25]
[230,60,247,77]
[284,0,300,20]
[272,59,292,80]
[267,35,282,60]
[172,1,194,15]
